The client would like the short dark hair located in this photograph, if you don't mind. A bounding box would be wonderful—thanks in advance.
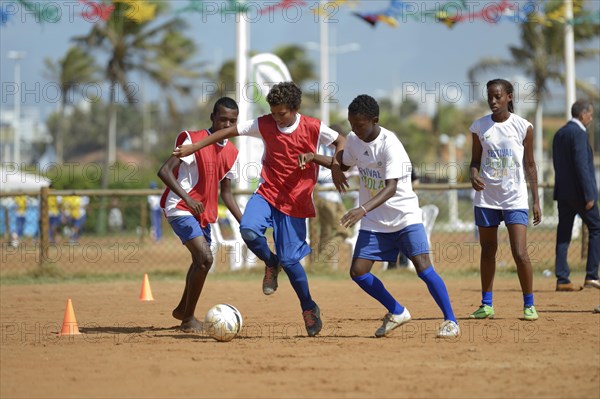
[348,94,379,119]
[266,82,302,110]
[213,97,238,114]
[571,99,592,119]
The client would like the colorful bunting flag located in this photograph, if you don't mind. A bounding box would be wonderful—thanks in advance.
[113,0,157,23]
[80,0,115,22]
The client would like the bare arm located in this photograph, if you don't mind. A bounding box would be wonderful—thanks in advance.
[340,178,397,229]
[469,132,485,191]
[298,136,350,192]
[523,126,541,225]
[329,134,349,192]
[157,156,204,215]
[172,126,239,158]
[219,178,243,223]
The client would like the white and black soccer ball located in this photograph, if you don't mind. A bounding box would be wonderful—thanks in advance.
[204,304,243,342]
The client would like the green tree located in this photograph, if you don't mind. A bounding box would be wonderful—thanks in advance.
[468,0,599,177]
[74,1,199,187]
[273,44,316,85]
[43,46,100,163]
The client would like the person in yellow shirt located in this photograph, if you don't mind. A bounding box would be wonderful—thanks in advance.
[63,195,89,242]
[14,195,27,240]
[48,192,62,243]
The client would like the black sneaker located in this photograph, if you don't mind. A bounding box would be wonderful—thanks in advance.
[302,304,323,337]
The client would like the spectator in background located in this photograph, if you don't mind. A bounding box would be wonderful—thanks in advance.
[147,182,163,242]
[108,198,124,232]
[14,195,27,244]
[63,195,89,242]
[552,99,599,292]
[48,188,62,243]
[1,196,18,247]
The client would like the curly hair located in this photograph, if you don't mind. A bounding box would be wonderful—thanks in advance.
[348,94,379,119]
[266,82,302,111]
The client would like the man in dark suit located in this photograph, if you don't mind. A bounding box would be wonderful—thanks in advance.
[553,99,599,291]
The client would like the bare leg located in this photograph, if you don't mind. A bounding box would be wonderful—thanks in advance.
[172,264,193,321]
[507,224,533,294]
[478,226,499,293]
[179,236,213,333]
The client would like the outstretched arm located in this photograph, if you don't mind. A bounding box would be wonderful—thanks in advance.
[172,126,239,158]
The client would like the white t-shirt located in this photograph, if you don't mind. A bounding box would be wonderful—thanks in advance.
[470,113,532,210]
[343,127,422,233]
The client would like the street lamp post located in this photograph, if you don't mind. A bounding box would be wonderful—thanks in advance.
[8,51,25,166]
[440,133,466,226]
[304,40,360,123]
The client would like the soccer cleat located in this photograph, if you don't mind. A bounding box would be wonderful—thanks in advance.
[469,305,495,319]
[374,308,411,338]
[523,306,539,321]
[302,304,322,337]
[262,264,280,295]
[437,320,460,338]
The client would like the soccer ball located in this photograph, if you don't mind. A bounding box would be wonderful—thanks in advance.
[204,304,243,342]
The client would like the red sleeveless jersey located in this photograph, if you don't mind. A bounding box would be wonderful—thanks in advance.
[160,130,238,227]
[256,115,321,218]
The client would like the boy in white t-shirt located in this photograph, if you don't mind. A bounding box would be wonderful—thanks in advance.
[299,94,459,338]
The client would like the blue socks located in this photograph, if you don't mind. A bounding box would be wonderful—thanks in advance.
[523,293,534,308]
[352,273,404,315]
[481,291,493,306]
[481,292,534,307]
[418,266,457,323]
[282,262,316,311]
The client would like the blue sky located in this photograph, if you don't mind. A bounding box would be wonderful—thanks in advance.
[1,0,599,122]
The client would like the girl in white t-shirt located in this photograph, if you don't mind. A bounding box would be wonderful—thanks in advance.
[299,95,459,339]
[469,79,542,321]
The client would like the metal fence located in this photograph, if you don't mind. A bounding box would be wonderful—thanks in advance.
[0,184,589,279]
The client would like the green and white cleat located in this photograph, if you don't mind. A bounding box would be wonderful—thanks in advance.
[523,306,538,321]
[469,305,495,319]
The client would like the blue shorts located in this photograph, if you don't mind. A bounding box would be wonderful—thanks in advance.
[240,193,311,266]
[474,206,529,227]
[353,224,429,262]
[168,216,212,244]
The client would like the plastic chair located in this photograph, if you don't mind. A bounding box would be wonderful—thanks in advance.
[212,210,257,271]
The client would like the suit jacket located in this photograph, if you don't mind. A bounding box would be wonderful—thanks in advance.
[552,120,598,203]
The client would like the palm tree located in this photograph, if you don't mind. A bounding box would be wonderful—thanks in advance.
[468,0,599,181]
[273,44,317,85]
[74,1,199,186]
[43,46,100,164]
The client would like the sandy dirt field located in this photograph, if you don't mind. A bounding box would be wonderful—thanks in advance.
[1,272,599,399]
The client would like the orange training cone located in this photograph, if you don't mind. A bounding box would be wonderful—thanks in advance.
[139,273,154,301]
[60,298,81,336]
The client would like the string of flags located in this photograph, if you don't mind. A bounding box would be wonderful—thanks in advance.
[1,0,598,27]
